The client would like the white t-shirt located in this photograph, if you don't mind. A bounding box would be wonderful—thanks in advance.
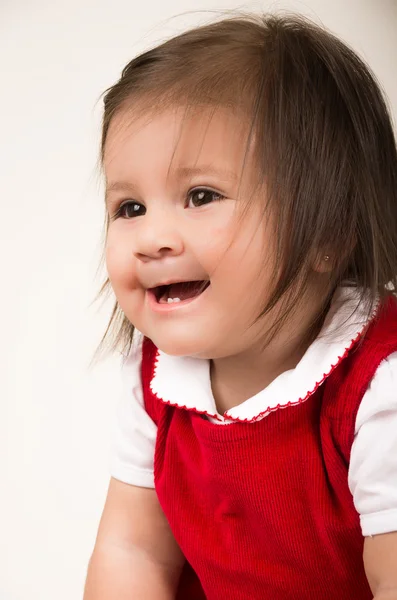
[111,288,397,537]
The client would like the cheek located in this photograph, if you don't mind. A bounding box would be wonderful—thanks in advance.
[105,237,133,286]
[205,217,267,281]
[194,213,241,263]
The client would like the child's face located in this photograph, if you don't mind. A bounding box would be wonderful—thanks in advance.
[104,105,275,358]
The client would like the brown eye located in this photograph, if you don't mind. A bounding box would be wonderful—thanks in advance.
[115,201,146,219]
[187,188,224,208]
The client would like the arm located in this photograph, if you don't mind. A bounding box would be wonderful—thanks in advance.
[348,354,397,600]
[364,533,397,600]
[84,478,185,600]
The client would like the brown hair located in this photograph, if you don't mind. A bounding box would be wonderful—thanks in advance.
[95,13,397,360]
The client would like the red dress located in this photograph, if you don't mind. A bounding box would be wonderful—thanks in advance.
[141,297,397,600]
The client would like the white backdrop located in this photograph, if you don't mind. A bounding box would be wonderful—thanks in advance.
[1,1,396,599]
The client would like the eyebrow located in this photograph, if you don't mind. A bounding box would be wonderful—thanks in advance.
[105,165,238,203]
[105,181,138,202]
[173,165,239,182]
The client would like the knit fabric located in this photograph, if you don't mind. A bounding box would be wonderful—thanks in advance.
[141,296,397,600]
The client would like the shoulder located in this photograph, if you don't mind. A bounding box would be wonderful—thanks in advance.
[349,351,397,537]
[324,295,397,407]
[365,294,397,345]
[121,332,144,375]
[120,333,159,381]
[110,332,157,488]
[355,350,397,431]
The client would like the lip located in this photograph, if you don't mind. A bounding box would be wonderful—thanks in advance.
[147,277,199,288]
[146,283,211,313]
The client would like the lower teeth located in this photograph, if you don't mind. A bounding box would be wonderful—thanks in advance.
[167,297,181,304]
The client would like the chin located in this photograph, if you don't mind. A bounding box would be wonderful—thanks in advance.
[151,336,232,361]
[147,332,210,358]
[142,319,231,359]
[153,338,202,357]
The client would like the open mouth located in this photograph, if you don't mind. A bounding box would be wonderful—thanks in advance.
[150,280,210,304]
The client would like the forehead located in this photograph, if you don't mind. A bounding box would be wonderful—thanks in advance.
[103,105,254,183]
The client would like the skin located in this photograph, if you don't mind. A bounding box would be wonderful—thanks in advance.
[105,105,328,406]
[102,105,397,598]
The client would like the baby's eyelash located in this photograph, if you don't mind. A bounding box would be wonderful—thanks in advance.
[109,187,226,220]
[187,187,226,207]
[110,201,145,220]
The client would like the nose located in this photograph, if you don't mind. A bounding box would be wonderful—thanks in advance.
[133,211,184,262]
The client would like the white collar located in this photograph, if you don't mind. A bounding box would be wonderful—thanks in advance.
[150,287,377,423]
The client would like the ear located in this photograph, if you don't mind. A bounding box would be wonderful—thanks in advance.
[313,253,334,274]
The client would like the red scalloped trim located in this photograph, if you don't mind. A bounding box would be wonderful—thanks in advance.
[149,299,381,424]
[225,327,365,424]
[149,349,223,422]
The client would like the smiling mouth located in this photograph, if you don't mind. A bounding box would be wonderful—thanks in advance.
[150,280,210,304]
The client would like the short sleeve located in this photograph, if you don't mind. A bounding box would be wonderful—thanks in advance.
[110,334,156,488]
[348,351,397,536]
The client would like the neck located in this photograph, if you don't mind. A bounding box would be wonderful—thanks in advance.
[211,291,329,415]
